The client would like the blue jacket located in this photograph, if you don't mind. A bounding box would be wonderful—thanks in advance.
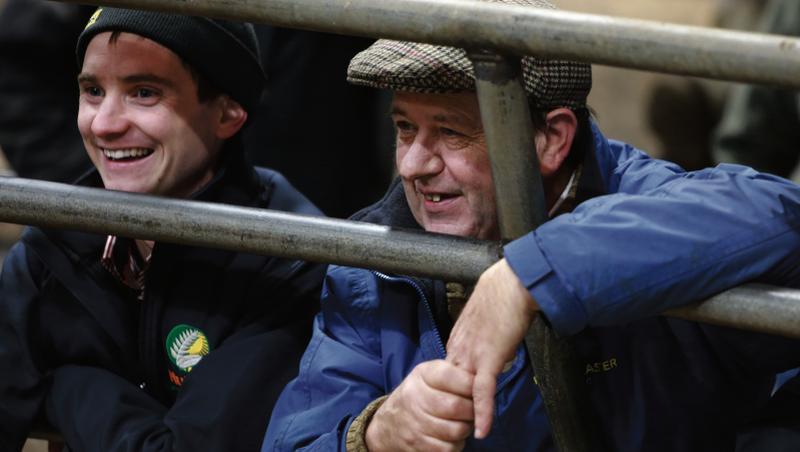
[264,126,800,451]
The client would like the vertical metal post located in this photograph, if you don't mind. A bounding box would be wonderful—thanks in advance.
[469,51,600,452]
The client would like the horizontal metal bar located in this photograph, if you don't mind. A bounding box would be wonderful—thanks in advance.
[0,177,500,282]
[665,284,800,339]
[59,0,800,88]
[1,177,799,338]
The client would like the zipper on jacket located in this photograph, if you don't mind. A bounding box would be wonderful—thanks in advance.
[137,262,172,403]
[372,271,447,358]
[137,285,158,398]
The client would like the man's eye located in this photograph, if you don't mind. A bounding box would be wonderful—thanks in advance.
[395,121,417,139]
[135,88,157,98]
[440,127,463,137]
[395,120,414,132]
[83,86,103,97]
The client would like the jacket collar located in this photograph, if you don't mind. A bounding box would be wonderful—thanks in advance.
[349,177,421,230]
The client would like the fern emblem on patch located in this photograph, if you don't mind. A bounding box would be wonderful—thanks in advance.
[166,324,211,373]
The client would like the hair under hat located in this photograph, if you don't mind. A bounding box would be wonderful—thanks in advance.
[347,0,591,110]
[76,7,266,113]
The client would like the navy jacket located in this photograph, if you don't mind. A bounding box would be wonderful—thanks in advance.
[264,127,800,451]
[0,145,326,452]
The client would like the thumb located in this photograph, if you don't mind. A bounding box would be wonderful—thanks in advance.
[472,370,497,439]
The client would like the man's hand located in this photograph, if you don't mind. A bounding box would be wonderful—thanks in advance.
[365,360,475,452]
[445,258,538,439]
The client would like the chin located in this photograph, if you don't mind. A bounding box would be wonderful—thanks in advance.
[426,224,475,239]
[102,180,150,194]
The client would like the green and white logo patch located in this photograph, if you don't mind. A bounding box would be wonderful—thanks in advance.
[166,324,210,373]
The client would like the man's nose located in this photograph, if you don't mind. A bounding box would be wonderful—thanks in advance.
[90,96,129,138]
[397,135,444,180]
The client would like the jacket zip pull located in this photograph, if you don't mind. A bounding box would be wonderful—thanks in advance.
[372,271,447,358]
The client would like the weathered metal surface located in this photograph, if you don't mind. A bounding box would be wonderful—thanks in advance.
[58,0,800,87]
[0,177,500,282]
[471,53,601,452]
[666,284,800,339]
[1,178,799,333]
[471,51,548,236]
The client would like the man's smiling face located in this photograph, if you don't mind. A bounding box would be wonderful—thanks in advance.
[78,31,225,198]
[392,91,499,240]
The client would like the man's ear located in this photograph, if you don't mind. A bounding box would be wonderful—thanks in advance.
[214,96,248,140]
[534,108,577,177]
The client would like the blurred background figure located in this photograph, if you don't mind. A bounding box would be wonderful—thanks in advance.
[244,28,393,218]
[0,0,94,183]
[643,0,768,172]
[712,0,800,180]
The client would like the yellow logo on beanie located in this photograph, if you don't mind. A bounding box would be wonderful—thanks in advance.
[85,8,103,29]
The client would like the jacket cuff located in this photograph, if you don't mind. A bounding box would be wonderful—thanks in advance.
[345,395,389,452]
[504,232,588,336]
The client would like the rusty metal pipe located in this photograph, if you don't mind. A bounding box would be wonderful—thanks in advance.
[57,0,800,88]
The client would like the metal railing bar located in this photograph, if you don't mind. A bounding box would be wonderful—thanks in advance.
[470,51,548,235]
[471,52,600,452]
[58,0,800,88]
[0,177,500,283]
[1,177,800,337]
[665,284,800,337]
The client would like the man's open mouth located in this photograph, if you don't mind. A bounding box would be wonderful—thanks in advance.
[424,193,456,203]
[102,148,154,161]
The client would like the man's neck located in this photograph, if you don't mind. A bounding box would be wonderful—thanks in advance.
[544,165,575,212]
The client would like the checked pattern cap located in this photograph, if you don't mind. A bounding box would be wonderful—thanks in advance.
[347,0,591,109]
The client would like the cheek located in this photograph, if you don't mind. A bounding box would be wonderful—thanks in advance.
[394,144,408,170]
[77,106,94,138]
[458,157,496,215]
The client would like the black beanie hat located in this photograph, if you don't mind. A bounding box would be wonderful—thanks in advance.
[76,7,266,113]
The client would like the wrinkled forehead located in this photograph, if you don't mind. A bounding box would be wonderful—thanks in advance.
[390,91,483,124]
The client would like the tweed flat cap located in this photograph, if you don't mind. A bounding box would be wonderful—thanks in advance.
[347,0,591,109]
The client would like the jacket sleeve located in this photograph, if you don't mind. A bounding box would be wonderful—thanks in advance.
[44,315,314,452]
[0,243,50,452]
[505,132,800,336]
[263,266,387,452]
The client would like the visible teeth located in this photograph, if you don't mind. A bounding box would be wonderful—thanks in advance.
[102,148,153,160]
[425,194,442,202]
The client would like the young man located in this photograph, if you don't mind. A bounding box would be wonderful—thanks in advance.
[0,8,325,452]
[263,1,800,451]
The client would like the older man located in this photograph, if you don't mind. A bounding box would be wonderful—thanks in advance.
[263,1,800,451]
[0,8,325,452]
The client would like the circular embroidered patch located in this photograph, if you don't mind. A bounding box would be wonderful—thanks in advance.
[166,324,211,373]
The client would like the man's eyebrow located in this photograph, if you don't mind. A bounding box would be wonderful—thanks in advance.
[390,107,468,124]
[122,73,176,89]
[432,113,467,124]
[76,72,176,89]
[77,73,96,84]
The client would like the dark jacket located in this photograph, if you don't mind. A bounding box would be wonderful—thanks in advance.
[0,145,325,452]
